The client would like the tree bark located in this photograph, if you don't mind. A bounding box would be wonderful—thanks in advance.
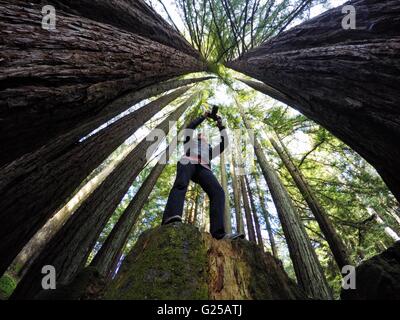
[243,117,332,299]
[1,76,212,168]
[269,135,352,270]
[239,175,257,243]
[228,0,400,203]
[192,188,201,225]
[253,171,279,258]
[9,142,136,278]
[0,1,205,164]
[220,151,232,234]
[30,0,200,58]
[245,175,264,248]
[0,87,189,278]
[230,153,244,234]
[11,95,196,299]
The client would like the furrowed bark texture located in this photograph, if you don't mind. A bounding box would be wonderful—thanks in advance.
[243,118,332,299]
[0,1,205,163]
[229,0,400,202]
[11,96,195,300]
[0,87,189,278]
[30,0,200,58]
[270,136,352,270]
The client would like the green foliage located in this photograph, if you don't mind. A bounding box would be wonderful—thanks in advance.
[158,0,324,63]
[0,274,17,300]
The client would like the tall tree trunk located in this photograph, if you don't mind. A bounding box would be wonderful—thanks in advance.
[32,0,200,58]
[0,76,211,169]
[239,175,257,243]
[90,115,193,277]
[9,143,134,277]
[243,117,332,299]
[220,151,232,234]
[252,171,279,258]
[0,1,206,164]
[0,87,189,277]
[11,95,196,299]
[245,175,264,248]
[230,151,244,234]
[192,188,201,225]
[228,0,400,203]
[201,197,210,233]
[185,184,194,223]
[269,135,352,270]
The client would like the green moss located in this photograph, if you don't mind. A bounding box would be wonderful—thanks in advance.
[105,224,209,300]
[0,274,17,300]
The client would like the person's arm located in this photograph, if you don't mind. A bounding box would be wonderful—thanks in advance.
[210,118,228,159]
[183,113,208,144]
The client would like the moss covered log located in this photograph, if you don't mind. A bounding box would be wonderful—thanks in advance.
[105,223,306,300]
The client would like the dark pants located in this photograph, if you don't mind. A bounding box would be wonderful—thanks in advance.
[162,162,226,239]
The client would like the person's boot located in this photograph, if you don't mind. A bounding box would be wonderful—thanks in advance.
[221,233,245,240]
[162,215,182,225]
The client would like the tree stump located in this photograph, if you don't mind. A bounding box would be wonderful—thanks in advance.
[105,223,306,300]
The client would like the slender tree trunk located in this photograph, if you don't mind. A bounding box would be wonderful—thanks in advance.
[230,151,244,234]
[0,87,189,278]
[192,188,201,225]
[229,0,400,203]
[0,1,206,164]
[245,176,264,248]
[252,171,279,258]
[243,117,332,299]
[220,151,232,234]
[269,135,352,270]
[239,175,257,243]
[9,143,135,277]
[1,76,211,168]
[90,115,192,277]
[202,197,210,233]
[185,184,194,223]
[11,95,196,299]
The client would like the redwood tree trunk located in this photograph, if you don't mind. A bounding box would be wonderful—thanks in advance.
[220,151,232,234]
[240,175,257,243]
[0,87,189,278]
[269,135,352,270]
[11,95,195,299]
[228,0,400,203]
[0,1,205,164]
[243,117,332,299]
[245,175,264,248]
[253,171,279,258]
[31,0,200,58]
[230,152,244,234]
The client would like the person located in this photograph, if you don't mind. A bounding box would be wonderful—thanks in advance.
[162,110,245,240]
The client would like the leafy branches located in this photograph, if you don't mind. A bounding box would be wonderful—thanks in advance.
[154,0,320,63]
